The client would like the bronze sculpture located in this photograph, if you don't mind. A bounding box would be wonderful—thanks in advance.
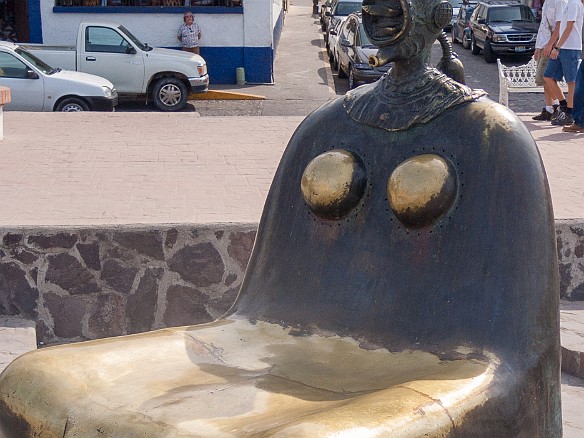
[0,0,561,435]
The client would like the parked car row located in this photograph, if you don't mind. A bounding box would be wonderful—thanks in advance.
[334,13,391,89]
[322,0,363,57]
[0,22,209,112]
[320,1,391,90]
[451,0,477,49]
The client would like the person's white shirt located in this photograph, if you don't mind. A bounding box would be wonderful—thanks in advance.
[536,0,567,48]
[558,0,584,50]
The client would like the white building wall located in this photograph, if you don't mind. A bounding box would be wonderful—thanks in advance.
[39,0,275,48]
[38,0,277,83]
[242,0,272,47]
[272,0,282,31]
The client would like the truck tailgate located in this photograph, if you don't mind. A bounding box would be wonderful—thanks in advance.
[21,45,77,71]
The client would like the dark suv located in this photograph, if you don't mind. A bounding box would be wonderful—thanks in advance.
[469,0,538,63]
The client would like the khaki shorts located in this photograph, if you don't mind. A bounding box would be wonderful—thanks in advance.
[535,54,550,86]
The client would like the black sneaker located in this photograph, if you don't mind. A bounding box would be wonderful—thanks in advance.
[551,110,574,126]
[532,108,553,121]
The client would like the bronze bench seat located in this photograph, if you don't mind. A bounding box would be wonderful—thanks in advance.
[0,318,500,437]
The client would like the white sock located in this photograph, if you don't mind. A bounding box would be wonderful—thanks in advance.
[546,106,554,113]
[552,99,560,106]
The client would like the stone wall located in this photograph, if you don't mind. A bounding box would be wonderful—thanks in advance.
[0,220,583,346]
[557,220,584,301]
[0,224,256,345]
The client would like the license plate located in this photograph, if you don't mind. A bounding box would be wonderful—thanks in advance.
[515,46,526,52]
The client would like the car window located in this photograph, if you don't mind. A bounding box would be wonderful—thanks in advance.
[340,20,351,39]
[358,23,373,46]
[346,22,356,45]
[15,48,53,74]
[0,51,29,78]
[117,25,149,51]
[334,1,362,16]
[488,6,533,22]
[85,26,132,54]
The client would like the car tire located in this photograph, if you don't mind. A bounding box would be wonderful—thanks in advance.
[462,32,471,49]
[338,64,347,78]
[55,97,89,112]
[484,40,495,63]
[471,35,480,55]
[333,54,339,71]
[152,77,188,112]
[348,68,356,89]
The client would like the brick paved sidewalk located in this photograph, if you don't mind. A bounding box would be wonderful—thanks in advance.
[0,111,581,227]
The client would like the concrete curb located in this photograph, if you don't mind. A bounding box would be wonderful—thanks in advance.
[561,300,584,379]
[0,316,36,373]
[189,90,265,100]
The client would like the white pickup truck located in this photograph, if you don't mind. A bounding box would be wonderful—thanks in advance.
[24,22,209,112]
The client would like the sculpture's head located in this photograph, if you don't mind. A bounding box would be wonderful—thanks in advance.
[363,0,453,65]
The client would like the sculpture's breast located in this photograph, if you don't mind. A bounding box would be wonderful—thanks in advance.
[301,151,457,228]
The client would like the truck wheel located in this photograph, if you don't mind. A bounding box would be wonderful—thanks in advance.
[471,35,480,55]
[348,68,356,89]
[56,97,89,112]
[462,32,471,49]
[153,77,188,112]
[484,41,495,63]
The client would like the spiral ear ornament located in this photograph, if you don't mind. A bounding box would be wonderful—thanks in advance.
[433,1,453,30]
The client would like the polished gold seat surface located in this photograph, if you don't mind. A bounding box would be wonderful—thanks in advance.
[1,318,497,437]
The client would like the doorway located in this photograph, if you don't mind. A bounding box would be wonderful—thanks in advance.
[0,0,29,42]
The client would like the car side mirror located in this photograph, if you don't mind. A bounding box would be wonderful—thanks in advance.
[330,30,338,36]
[126,46,137,55]
[340,38,351,47]
[325,11,332,16]
[478,18,486,24]
[26,69,39,79]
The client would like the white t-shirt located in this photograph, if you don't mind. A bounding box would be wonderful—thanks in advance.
[536,0,567,48]
[559,0,584,50]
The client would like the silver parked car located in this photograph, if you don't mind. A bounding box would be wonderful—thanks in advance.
[335,13,391,89]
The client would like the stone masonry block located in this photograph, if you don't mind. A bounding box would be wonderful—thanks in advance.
[46,253,100,295]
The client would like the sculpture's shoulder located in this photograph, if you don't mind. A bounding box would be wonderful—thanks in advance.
[456,97,536,147]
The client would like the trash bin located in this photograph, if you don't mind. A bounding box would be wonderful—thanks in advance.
[236,67,246,86]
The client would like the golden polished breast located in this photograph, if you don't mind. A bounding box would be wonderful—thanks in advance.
[387,154,456,228]
[301,149,367,220]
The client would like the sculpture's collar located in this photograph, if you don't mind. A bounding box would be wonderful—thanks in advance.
[344,69,487,132]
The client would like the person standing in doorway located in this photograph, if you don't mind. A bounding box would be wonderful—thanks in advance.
[177,11,202,55]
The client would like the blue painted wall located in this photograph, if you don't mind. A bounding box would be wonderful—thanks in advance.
[201,46,273,84]
[28,0,43,43]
